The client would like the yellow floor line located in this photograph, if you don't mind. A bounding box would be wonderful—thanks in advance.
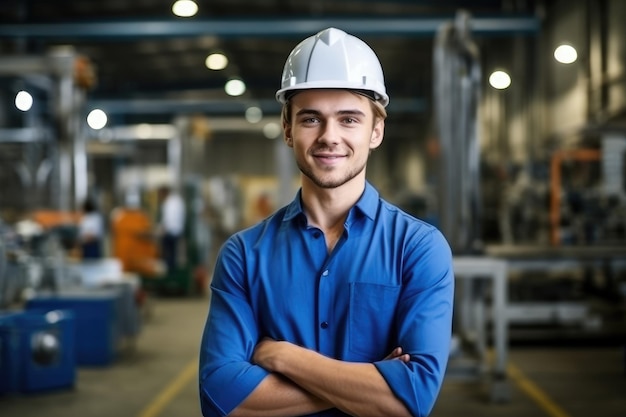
[508,362,572,417]
[138,358,198,417]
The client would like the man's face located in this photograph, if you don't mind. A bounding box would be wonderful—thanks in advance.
[284,89,384,190]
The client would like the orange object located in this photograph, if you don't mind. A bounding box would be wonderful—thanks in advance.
[193,264,209,296]
[110,207,162,277]
[31,210,81,229]
[74,55,97,90]
[549,149,601,246]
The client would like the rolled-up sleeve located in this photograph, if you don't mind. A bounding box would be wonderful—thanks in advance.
[375,228,454,417]
[199,237,269,417]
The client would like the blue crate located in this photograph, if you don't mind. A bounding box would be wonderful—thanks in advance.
[0,309,76,394]
[25,289,122,366]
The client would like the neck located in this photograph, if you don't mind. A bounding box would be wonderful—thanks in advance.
[300,176,365,231]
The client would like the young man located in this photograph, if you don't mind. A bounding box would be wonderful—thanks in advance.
[199,27,454,417]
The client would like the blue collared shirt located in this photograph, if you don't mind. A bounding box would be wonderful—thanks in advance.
[199,182,454,417]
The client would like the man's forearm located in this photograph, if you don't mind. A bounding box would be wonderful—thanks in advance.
[229,372,331,417]
[254,341,412,417]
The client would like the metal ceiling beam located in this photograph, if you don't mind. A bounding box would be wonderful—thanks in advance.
[0,16,539,39]
[87,97,427,115]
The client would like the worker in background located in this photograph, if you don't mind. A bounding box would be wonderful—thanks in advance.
[157,185,185,274]
[199,27,454,417]
[78,197,104,259]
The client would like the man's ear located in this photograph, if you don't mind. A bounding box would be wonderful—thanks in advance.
[284,123,293,147]
[369,119,385,149]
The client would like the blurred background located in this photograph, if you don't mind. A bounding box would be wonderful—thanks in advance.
[0,1,625,417]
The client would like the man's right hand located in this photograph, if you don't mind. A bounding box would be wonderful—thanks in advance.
[384,347,410,363]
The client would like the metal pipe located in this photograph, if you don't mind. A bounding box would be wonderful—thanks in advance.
[0,16,540,39]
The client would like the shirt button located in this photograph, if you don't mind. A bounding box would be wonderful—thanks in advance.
[322,270,329,277]
[320,321,329,329]
[313,231,321,239]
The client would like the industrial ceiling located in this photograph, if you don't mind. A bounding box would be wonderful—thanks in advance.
[0,0,540,126]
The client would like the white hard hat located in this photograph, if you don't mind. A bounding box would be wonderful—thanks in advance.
[276,27,389,107]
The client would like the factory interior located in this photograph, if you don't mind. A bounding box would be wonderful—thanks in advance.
[1,0,625,416]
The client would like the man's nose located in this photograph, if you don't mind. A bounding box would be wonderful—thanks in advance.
[317,121,340,144]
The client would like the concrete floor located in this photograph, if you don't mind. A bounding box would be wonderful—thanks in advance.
[1,296,625,417]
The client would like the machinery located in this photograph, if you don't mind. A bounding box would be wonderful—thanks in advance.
[0,308,76,394]
[0,210,144,385]
[431,12,512,402]
[0,233,77,394]
[489,133,626,340]
[431,12,625,401]
[433,10,482,255]
[432,9,626,354]
[0,47,96,214]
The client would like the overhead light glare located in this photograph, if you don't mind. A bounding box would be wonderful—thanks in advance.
[245,106,263,123]
[205,53,228,70]
[554,44,577,64]
[87,109,108,130]
[172,0,198,17]
[263,122,282,139]
[15,90,33,111]
[489,70,511,90]
[225,78,246,96]
[136,124,153,139]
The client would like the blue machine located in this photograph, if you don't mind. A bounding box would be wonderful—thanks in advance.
[0,309,76,394]
[25,289,124,366]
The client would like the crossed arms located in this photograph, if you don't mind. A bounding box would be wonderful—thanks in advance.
[229,341,412,417]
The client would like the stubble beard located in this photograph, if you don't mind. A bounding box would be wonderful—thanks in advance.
[296,158,367,189]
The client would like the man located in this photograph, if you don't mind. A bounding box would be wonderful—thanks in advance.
[157,185,185,274]
[199,27,454,417]
[78,197,104,259]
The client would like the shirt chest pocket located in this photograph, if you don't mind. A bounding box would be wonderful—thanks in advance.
[348,282,401,360]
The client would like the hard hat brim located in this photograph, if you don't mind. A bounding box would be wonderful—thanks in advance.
[276,85,389,107]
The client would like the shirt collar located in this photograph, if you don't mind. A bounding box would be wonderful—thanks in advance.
[282,181,379,224]
[354,181,379,221]
[283,189,305,223]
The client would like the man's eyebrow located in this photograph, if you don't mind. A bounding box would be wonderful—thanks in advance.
[336,109,366,117]
[294,109,366,117]
[295,108,322,117]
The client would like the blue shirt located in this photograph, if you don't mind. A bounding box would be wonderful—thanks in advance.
[199,182,454,417]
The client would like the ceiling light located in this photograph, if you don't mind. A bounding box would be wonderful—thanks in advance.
[554,44,577,64]
[263,122,282,139]
[15,90,33,111]
[205,53,228,70]
[245,106,263,123]
[135,124,154,139]
[87,109,108,130]
[172,0,198,18]
[225,78,246,96]
[488,70,511,90]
